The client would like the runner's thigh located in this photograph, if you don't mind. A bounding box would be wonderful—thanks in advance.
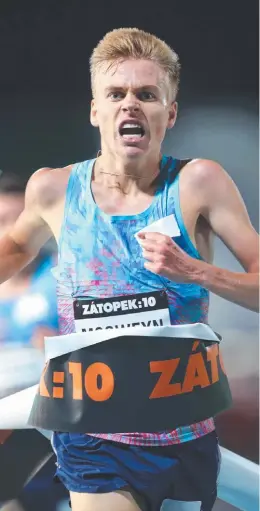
[70,489,142,511]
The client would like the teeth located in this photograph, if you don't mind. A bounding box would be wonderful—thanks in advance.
[122,133,142,137]
[122,123,142,129]
[119,122,144,139]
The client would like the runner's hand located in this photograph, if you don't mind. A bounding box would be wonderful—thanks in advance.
[137,232,202,283]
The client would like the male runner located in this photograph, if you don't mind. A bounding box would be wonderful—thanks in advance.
[0,28,258,511]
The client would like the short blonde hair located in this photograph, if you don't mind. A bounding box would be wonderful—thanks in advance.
[90,27,181,99]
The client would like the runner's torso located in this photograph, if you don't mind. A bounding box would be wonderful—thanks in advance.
[49,155,215,445]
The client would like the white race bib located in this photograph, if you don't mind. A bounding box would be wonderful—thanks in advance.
[73,291,171,333]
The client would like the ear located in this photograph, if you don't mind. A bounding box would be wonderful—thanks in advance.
[167,101,178,129]
[90,99,99,127]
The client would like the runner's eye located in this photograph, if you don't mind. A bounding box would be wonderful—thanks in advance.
[108,91,125,101]
[137,91,156,101]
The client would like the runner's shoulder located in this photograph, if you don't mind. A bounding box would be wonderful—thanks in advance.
[25,164,74,209]
[179,158,226,184]
[178,158,239,217]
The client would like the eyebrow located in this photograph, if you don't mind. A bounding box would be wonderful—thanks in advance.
[104,85,161,93]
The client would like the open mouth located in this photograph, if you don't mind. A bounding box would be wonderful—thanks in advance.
[119,122,145,139]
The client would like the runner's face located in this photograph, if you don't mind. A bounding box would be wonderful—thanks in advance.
[91,59,177,161]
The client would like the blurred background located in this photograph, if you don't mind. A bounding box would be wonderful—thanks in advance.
[0,0,258,510]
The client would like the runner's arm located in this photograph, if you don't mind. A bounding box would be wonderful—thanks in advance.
[140,159,259,311]
[0,170,53,283]
[193,160,259,311]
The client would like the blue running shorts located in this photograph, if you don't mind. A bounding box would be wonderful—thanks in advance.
[52,430,220,511]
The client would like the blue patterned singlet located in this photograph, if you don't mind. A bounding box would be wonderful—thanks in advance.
[55,155,215,446]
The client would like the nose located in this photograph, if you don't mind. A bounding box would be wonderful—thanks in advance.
[121,92,140,113]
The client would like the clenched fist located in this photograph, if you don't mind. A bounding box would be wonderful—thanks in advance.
[137,232,203,283]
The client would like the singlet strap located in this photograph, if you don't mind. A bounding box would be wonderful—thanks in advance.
[157,157,193,187]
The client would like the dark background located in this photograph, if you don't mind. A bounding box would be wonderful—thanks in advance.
[0,0,258,179]
[0,0,258,509]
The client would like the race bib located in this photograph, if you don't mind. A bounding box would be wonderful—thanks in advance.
[73,291,171,333]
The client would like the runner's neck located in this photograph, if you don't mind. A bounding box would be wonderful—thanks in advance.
[94,152,162,195]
